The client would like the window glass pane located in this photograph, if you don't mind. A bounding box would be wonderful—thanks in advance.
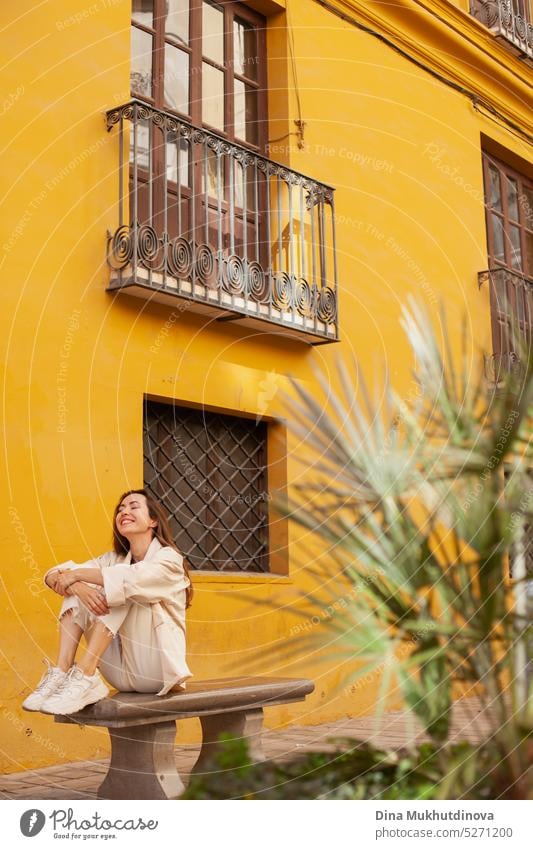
[234,79,258,145]
[521,186,533,230]
[165,0,189,45]
[201,148,221,199]
[234,18,258,81]
[234,161,255,210]
[202,62,224,129]
[516,283,525,324]
[129,120,150,170]
[203,1,224,65]
[507,177,519,221]
[132,0,153,28]
[491,213,505,264]
[493,274,510,317]
[166,134,190,186]
[526,288,533,341]
[489,166,502,211]
[131,27,153,97]
[164,44,189,114]
[509,224,522,270]
[526,230,533,278]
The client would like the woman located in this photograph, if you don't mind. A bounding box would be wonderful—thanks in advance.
[22,489,193,715]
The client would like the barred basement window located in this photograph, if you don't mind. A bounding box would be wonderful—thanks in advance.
[143,399,270,571]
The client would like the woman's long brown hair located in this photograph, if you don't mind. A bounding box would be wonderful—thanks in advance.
[112,488,194,609]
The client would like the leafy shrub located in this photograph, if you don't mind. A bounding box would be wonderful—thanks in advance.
[183,733,518,800]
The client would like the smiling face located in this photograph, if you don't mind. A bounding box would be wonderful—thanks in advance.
[115,493,158,539]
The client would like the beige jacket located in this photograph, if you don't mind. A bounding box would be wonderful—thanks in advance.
[43,536,192,695]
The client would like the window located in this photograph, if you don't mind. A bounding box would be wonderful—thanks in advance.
[482,153,533,277]
[481,152,533,362]
[131,0,267,151]
[130,0,268,271]
[143,400,270,571]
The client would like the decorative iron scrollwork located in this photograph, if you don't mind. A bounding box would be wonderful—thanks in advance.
[137,224,163,267]
[295,278,314,317]
[305,184,326,210]
[246,261,269,303]
[470,0,533,56]
[316,286,337,323]
[484,351,523,383]
[223,255,246,294]
[106,100,339,339]
[107,225,133,268]
[515,11,527,38]
[167,237,193,279]
[195,243,217,287]
[500,0,512,27]
[272,272,293,310]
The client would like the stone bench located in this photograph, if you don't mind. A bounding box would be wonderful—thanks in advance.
[54,676,314,799]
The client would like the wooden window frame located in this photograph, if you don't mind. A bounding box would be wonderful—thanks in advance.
[482,151,533,360]
[131,0,268,155]
[482,151,533,281]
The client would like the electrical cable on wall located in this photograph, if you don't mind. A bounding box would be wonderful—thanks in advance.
[312,0,533,148]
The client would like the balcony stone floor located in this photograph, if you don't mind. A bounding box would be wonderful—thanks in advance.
[0,697,499,799]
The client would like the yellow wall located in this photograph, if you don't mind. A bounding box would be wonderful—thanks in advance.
[1,0,531,771]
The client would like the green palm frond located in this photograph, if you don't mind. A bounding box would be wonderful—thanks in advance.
[238,299,532,788]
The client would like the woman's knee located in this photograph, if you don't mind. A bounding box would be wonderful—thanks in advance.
[89,619,116,639]
[59,604,83,626]
[59,600,94,634]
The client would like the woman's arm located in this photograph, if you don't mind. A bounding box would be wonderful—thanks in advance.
[102,550,189,607]
[46,570,109,614]
[44,560,76,593]
[69,581,110,616]
[43,553,110,594]
[45,569,76,596]
[53,566,104,595]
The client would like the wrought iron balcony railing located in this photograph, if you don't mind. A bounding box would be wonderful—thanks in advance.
[470,0,533,60]
[478,267,533,381]
[106,100,339,343]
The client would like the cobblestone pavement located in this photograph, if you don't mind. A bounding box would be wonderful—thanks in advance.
[0,697,497,799]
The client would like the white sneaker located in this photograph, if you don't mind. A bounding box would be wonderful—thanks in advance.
[22,660,68,711]
[40,665,109,715]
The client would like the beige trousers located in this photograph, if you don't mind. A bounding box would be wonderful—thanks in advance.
[58,594,165,694]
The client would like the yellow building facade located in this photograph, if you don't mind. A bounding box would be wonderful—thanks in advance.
[1,0,531,771]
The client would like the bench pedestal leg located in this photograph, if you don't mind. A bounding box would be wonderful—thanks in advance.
[191,708,265,774]
[98,721,184,800]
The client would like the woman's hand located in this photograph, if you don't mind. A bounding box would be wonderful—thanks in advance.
[53,570,79,596]
[70,582,110,616]
[45,570,68,596]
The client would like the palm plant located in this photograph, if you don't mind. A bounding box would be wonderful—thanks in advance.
[234,298,532,798]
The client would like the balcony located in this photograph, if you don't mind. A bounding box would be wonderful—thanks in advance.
[105,101,339,344]
[470,1,533,62]
[478,267,533,382]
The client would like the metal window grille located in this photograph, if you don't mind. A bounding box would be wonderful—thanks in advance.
[143,400,270,571]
